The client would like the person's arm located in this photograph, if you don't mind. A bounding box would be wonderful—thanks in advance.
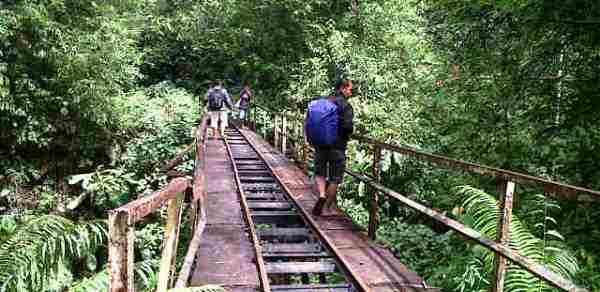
[303,112,309,145]
[339,102,354,139]
[224,89,234,109]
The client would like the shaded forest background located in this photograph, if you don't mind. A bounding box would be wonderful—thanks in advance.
[1,0,599,291]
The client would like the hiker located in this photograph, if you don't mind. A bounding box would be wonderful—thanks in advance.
[304,79,354,216]
[206,80,234,137]
[237,81,252,122]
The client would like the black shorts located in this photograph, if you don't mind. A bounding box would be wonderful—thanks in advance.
[314,148,346,184]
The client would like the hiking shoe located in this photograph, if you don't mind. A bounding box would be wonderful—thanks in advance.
[312,197,326,216]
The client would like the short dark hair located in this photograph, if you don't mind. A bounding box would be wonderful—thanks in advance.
[334,78,352,92]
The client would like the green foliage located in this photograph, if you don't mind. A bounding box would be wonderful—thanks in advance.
[73,260,154,292]
[135,223,166,261]
[119,82,198,177]
[377,219,456,279]
[455,186,579,291]
[0,215,107,292]
[2,0,600,290]
[67,260,156,292]
[0,0,145,159]
[0,214,19,241]
[69,167,138,209]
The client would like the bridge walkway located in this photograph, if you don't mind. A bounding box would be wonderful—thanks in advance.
[189,127,434,291]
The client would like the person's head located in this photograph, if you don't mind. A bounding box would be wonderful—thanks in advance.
[243,81,250,89]
[334,78,353,98]
[214,80,223,87]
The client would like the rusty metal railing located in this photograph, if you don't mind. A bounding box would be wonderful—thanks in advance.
[108,116,209,292]
[248,103,591,292]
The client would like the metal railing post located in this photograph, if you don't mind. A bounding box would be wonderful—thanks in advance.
[302,142,309,174]
[274,114,280,148]
[368,146,382,240]
[251,107,256,130]
[108,210,135,292]
[492,181,516,292]
[282,113,287,154]
[157,192,185,292]
[261,109,266,138]
[294,118,301,160]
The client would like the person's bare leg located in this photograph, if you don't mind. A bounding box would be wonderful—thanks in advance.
[312,175,327,215]
[221,110,228,138]
[315,176,326,197]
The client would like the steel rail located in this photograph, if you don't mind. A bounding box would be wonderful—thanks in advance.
[224,134,272,292]
[234,126,374,292]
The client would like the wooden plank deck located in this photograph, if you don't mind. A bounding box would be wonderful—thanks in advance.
[189,138,259,291]
[240,129,438,292]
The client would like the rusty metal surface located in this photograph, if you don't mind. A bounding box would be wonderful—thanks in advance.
[252,106,591,291]
[193,116,208,202]
[285,186,317,202]
[340,246,423,288]
[256,104,600,201]
[114,178,190,225]
[242,131,422,291]
[313,215,364,231]
[190,138,259,289]
[493,181,516,292]
[327,230,372,249]
[189,225,259,287]
[206,194,243,225]
[346,170,588,292]
[352,135,600,201]
[224,132,272,292]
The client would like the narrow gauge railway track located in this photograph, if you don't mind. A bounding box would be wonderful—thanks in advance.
[223,127,371,292]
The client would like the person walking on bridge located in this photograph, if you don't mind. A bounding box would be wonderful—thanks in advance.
[206,80,234,138]
[238,81,252,124]
[305,79,354,216]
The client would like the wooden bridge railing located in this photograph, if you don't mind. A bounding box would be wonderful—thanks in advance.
[108,116,209,292]
[247,104,594,292]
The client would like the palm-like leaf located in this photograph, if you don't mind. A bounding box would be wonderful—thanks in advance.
[67,260,156,292]
[0,215,107,292]
[455,186,579,291]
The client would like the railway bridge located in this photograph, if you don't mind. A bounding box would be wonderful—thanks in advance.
[108,106,596,292]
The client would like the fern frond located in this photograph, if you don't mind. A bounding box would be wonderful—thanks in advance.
[68,260,157,292]
[0,215,107,292]
[67,268,109,292]
[454,186,579,291]
[0,214,21,242]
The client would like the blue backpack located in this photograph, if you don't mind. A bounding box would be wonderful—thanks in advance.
[306,98,338,147]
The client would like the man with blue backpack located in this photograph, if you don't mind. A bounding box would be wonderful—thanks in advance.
[305,79,354,216]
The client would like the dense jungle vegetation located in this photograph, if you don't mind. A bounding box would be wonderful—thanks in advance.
[1,0,599,291]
